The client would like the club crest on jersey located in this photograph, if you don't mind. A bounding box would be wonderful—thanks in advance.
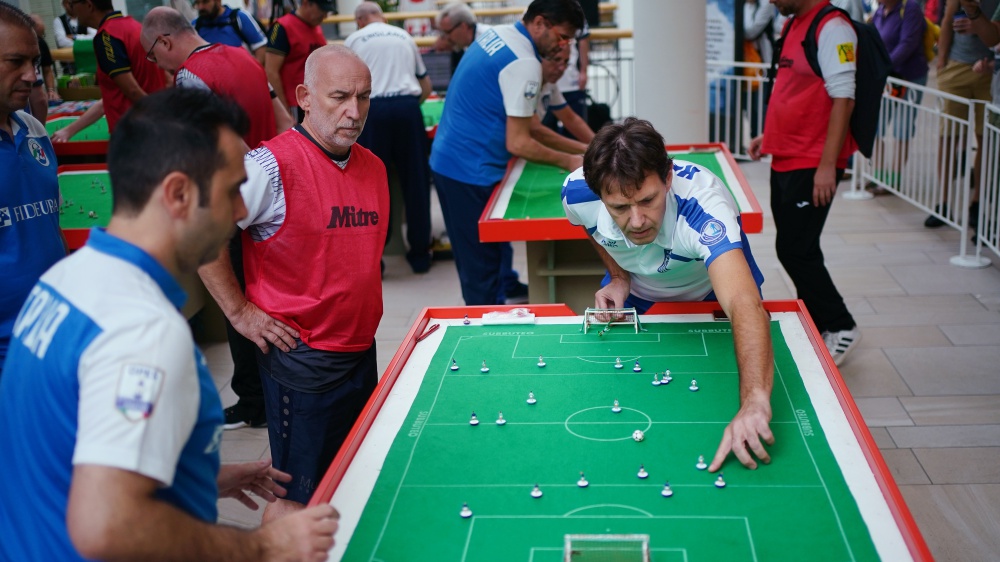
[28,138,49,166]
[699,219,727,245]
[115,364,165,421]
[524,81,539,100]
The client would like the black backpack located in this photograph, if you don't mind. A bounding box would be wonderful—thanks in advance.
[767,4,891,159]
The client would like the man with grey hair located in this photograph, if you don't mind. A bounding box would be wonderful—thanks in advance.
[435,2,488,54]
[346,1,433,272]
[199,44,388,522]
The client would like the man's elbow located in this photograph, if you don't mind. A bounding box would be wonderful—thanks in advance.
[68,513,122,560]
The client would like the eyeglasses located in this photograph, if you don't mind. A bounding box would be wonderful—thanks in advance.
[145,33,169,63]
[438,22,461,36]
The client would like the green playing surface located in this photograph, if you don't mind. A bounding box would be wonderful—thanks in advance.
[45,116,110,142]
[502,152,732,221]
[58,170,112,229]
[341,321,880,561]
[422,99,445,129]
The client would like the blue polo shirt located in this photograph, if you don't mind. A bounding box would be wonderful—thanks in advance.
[0,111,64,367]
[0,229,224,560]
[193,6,267,51]
[429,21,543,186]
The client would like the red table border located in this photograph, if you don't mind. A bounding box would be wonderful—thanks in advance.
[58,163,108,250]
[309,300,932,562]
[477,143,764,243]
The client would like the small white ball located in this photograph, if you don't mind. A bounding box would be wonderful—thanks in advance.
[632,429,645,442]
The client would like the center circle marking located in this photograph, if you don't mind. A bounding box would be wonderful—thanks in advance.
[564,406,653,442]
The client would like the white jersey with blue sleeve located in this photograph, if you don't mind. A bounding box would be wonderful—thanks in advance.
[429,22,542,186]
[0,229,225,561]
[561,160,763,302]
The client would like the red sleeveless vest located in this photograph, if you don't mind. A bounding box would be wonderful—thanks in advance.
[761,2,856,171]
[243,131,389,352]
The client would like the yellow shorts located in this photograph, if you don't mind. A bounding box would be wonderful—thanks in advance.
[937,60,993,136]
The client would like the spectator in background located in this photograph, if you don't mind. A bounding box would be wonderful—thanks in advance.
[743,0,777,140]
[348,1,434,274]
[191,0,268,64]
[871,0,929,192]
[50,0,166,141]
[831,0,868,20]
[0,3,65,373]
[265,0,330,121]
[53,0,95,75]
[141,5,293,432]
[434,2,491,73]
[928,0,998,228]
[533,43,594,153]
[28,14,58,120]
[542,21,588,139]
[958,0,1000,122]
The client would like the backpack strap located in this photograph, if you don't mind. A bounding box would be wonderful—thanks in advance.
[802,3,849,79]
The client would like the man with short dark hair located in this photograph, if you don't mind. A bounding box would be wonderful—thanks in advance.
[199,45,387,523]
[563,117,773,473]
[0,2,65,372]
[0,87,339,562]
[50,0,166,141]
[429,0,586,306]
[265,0,331,120]
[191,0,267,64]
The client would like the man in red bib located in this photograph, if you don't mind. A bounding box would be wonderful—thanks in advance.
[749,0,861,367]
[50,0,165,142]
[199,45,387,521]
[265,0,330,121]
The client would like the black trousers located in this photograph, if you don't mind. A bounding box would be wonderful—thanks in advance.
[357,95,432,262]
[226,232,264,410]
[770,168,855,334]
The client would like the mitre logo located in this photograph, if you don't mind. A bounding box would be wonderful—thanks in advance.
[327,205,380,229]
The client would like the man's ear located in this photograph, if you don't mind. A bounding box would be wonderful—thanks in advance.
[160,171,197,219]
[295,83,310,113]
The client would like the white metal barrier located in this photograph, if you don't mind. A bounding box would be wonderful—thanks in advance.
[704,66,992,269]
[855,77,990,268]
[979,103,1000,261]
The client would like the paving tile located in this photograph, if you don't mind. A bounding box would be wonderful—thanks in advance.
[899,484,1000,562]
[888,264,1000,295]
[940,324,1000,346]
[865,294,987,314]
[901,396,1000,425]
[869,427,896,449]
[880,448,930,485]
[855,325,951,349]
[838,348,913,398]
[855,308,1000,327]
[886,346,1000,395]
[888,425,1000,448]
[217,499,265,529]
[913,447,1000,484]
[219,438,270,463]
[828,266,907,297]
[855,397,914,427]
[974,293,1000,312]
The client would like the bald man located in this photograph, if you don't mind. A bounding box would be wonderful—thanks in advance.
[199,45,387,521]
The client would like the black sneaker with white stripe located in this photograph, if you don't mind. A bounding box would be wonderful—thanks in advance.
[822,327,861,367]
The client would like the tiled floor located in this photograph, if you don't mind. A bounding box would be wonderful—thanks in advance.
[206,159,1000,561]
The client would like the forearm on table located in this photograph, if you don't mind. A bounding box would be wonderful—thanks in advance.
[508,129,579,169]
[530,118,587,154]
[727,294,773,406]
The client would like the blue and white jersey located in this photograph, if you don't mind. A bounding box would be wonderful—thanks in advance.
[429,21,542,186]
[0,229,224,561]
[536,82,567,119]
[0,110,64,364]
[562,161,764,302]
[193,6,267,51]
